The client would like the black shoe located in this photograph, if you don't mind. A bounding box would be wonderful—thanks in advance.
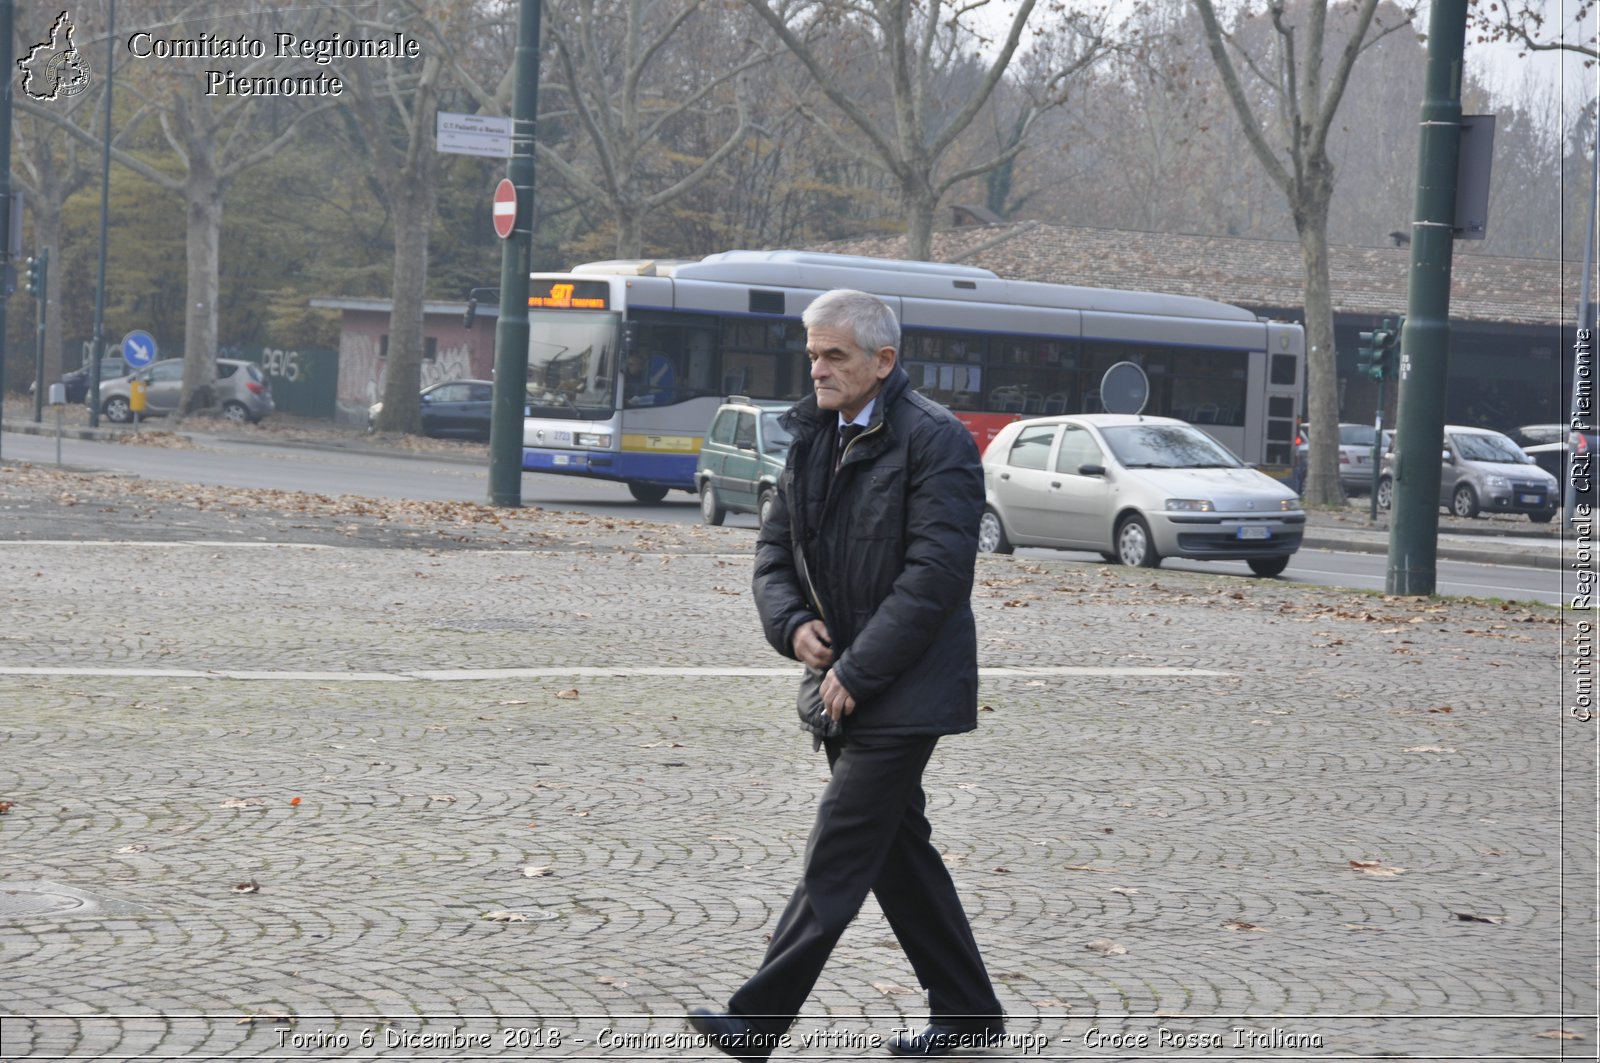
[688,1008,776,1062]
[886,1020,1007,1056]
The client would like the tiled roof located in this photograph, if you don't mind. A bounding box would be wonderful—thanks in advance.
[817,222,1577,327]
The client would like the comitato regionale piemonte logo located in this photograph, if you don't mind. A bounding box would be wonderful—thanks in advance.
[19,10,93,102]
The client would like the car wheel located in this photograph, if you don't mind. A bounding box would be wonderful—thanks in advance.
[1116,514,1160,568]
[103,396,132,424]
[699,480,726,526]
[1451,484,1480,519]
[1248,556,1290,577]
[628,482,669,504]
[221,401,249,425]
[1376,476,1393,511]
[978,508,1014,555]
[1529,511,1554,524]
[757,488,777,529]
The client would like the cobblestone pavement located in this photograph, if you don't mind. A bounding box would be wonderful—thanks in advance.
[0,463,1593,1062]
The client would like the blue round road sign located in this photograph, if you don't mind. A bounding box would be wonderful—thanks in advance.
[122,330,157,368]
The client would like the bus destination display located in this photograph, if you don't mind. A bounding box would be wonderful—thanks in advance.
[529,280,609,310]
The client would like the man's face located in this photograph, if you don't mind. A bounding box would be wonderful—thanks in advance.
[806,324,894,420]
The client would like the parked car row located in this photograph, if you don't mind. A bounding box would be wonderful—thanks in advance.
[1297,421,1383,493]
[95,358,274,425]
[694,400,1305,577]
[1375,424,1561,523]
[367,379,496,440]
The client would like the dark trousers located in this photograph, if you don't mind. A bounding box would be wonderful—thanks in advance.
[727,733,1001,1034]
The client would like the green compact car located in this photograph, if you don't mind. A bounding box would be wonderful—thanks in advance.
[695,398,794,526]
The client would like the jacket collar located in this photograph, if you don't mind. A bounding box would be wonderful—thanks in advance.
[784,365,910,437]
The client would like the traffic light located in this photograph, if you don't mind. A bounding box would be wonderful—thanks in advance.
[24,249,47,299]
[1356,317,1402,381]
[1357,326,1381,379]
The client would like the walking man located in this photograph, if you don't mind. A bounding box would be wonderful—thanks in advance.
[690,289,1005,1059]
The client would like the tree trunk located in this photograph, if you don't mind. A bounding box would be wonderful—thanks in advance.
[36,210,66,387]
[1295,191,1346,507]
[179,183,223,417]
[902,186,939,261]
[375,179,436,433]
[614,206,644,259]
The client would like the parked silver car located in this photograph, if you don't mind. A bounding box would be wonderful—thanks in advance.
[95,358,274,425]
[980,414,1305,576]
[1297,421,1383,492]
[1376,424,1558,522]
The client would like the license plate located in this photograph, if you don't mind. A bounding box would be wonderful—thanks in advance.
[1236,526,1271,540]
[1518,493,1542,505]
[552,454,570,465]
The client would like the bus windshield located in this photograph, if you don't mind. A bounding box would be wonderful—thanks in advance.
[526,310,620,418]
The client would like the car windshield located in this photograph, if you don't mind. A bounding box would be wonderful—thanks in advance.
[1338,424,1377,446]
[1452,431,1528,464]
[1100,423,1242,469]
[761,411,793,452]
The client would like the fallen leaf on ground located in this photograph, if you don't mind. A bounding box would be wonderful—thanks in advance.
[483,911,528,922]
[872,982,916,996]
[232,879,260,894]
[220,797,267,809]
[554,689,580,700]
[1349,859,1407,876]
[1223,921,1269,932]
[1454,912,1505,924]
[1402,745,1457,753]
[522,866,552,878]
[1534,1030,1582,1040]
[1085,939,1127,956]
[236,1012,293,1026]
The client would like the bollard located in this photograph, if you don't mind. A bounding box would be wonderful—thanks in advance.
[47,381,64,466]
[129,378,146,431]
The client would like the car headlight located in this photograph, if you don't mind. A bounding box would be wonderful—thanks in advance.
[1279,498,1300,512]
[576,432,612,448]
[1485,475,1509,489]
[1165,498,1215,512]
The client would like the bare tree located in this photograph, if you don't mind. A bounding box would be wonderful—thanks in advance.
[745,0,1110,260]
[12,1,119,385]
[1192,0,1416,505]
[21,1,343,418]
[1469,0,1597,61]
[339,0,457,434]
[527,0,763,258]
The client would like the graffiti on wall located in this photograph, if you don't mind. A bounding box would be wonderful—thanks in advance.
[336,332,476,423]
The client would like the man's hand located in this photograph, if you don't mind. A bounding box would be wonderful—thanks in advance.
[819,668,857,723]
[792,619,834,670]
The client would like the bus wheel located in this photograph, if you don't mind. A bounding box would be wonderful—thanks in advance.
[699,481,726,526]
[628,482,669,504]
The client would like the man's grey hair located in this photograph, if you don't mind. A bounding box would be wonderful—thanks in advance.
[803,289,900,357]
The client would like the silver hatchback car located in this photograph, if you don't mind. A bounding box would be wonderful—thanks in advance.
[95,358,274,425]
[980,414,1305,576]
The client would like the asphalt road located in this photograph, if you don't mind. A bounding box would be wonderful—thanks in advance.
[0,427,1568,605]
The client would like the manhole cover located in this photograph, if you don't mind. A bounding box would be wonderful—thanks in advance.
[0,887,90,918]
[0,881,156,921]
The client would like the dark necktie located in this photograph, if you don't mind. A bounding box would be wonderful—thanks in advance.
[836,423,865,472]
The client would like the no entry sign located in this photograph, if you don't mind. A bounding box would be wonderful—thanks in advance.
[492,178,517,240]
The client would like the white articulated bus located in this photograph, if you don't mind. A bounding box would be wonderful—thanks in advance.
[519,250,1305,501]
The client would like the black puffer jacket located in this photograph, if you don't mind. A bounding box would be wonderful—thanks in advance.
[753,365,983,739]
